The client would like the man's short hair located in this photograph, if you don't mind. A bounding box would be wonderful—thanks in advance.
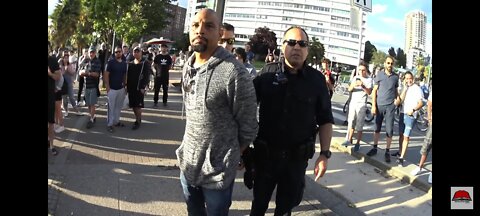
[283,26,309,42]
[160,44,168,48]
[321,58,330,64]
[234,47,247,63]
[222,23,235,32]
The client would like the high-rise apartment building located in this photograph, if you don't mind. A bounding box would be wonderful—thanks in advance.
[158,3,187,41]
[222,0,366,66]
[183,0,366,66]
[405,10,426,54]
[184,0,225,34]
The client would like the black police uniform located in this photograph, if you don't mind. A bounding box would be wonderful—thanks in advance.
[250,61,334,215]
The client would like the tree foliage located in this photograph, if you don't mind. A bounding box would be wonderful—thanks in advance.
[388,47,396,59]
[395,48,407,69]
[174,33,190,52]
[371,50,388,67]
[363,41,376,64]
[307,37,324,67]
[49,0,171,50]
[49,0,82,48]
[248,27,277,58]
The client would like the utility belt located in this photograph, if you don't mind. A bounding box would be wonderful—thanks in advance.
[253,137,315,161]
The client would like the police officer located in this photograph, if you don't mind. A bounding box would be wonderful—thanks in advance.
[250,26,334,215]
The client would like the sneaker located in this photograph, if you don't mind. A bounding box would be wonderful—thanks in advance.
[78,101,86,107]
[396,158,404,167]
[428,173,432,184]
[114,122,125,127]
[63,111,69,117]
[366,148,377,156]
[391,151,401,157]
[51,148,58,156]
[353,144,360,152]
[54,124,60,131]
[107,126,114,133]
[385,152,391,163]
[55,125,65,133]
[153,103,158,108]
[341,140,351,147]
[410,167,426,176]
[132,121,140,130]
[86,119,95,129]
[342,120,348,126]
[163,102,167,106]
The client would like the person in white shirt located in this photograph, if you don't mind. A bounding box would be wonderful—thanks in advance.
[342,62,372,152]
[393,72,424,166]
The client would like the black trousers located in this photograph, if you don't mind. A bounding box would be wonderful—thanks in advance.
[250,155,308,216]
[153,76,169,104]
[77,77,84,102]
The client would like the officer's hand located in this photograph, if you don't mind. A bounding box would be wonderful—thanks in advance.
[237,159,245,170]
[314,155,328,181]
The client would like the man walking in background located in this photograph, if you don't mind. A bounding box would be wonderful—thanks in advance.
[153,44,173,107]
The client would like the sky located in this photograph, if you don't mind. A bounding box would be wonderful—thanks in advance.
[49,0,432,56]
[364,0,432,56]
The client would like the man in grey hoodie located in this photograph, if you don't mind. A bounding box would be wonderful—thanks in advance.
[176,9,258,216]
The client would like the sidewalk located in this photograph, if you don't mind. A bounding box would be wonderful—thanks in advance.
[48,81,342,216]
[48,73,431,215]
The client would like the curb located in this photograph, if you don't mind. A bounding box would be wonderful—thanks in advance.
[331,138,432,193]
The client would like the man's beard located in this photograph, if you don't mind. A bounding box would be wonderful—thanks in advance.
[192,44,207,53]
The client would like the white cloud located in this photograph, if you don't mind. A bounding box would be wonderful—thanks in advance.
[381,17,404,27]
[372,4,387,15]
[364,29,395,44]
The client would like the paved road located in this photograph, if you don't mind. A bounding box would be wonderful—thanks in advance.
[48,73,431,215]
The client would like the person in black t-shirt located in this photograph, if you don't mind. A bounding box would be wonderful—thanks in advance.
[153,44,172,106]
[48,41,62,156]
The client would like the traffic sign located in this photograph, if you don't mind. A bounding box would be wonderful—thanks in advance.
[352,0,372,12]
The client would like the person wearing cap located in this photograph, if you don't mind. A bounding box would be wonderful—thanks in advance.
[79,46,102,129]
[153,44,172,107]
[126,46,151,130]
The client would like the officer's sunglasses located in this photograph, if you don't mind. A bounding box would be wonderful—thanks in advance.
[220,38,235,45]
[283,39,308,48]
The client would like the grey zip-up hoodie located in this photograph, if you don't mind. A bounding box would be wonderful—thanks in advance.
[176,47,258,189]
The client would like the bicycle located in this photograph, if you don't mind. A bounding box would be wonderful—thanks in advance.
[415,106,429,132]
[334,78,349,95]
[343,99,374,123]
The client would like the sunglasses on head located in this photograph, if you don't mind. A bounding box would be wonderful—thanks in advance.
[220,38,235,45]
[283,39,308,47]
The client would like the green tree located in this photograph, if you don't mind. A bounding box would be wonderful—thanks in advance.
[371,50,388,67]
[363,41,377,64]
[49,0,82,48]
[395,48,407,69]
[174,33,190,52]
[248,27,277,59]
[307,37,324,67]
[139,0,172,35]
[388,47,396,59]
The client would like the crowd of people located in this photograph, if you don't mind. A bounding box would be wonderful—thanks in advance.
[48,8,432,215]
